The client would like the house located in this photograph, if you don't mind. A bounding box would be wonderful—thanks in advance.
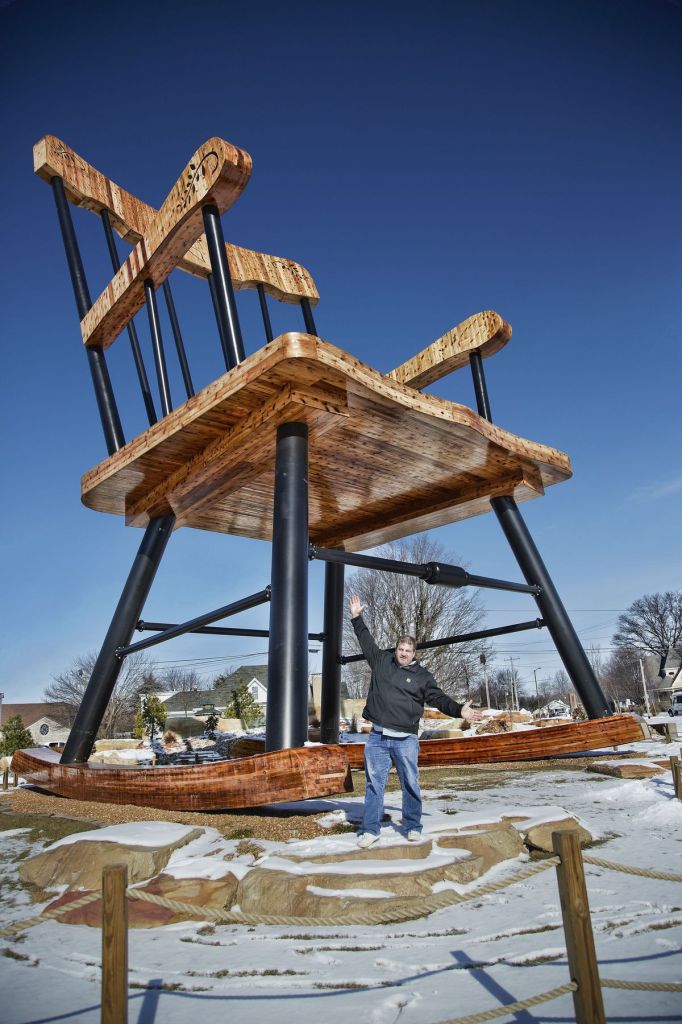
[533,699,571,720]
[656,647,682,707]
[0,702,72,746]
[161,666,269,718]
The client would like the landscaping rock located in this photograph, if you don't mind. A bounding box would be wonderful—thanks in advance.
[236,850,483,920]
[42,872,239,928]
[517,816,592,852]
[19,825,204,889]
[437,821,525,871]
[587,762,666,779]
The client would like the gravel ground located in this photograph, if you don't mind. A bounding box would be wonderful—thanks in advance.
[0,753,638,841]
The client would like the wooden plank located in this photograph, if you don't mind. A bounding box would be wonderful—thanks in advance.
[78,138,252,349]
[389,310,512,389]
[79,333,572,547]
[34,135,319,305]
[552,830,606,1024]
[102,864,128,1024]
[340,715,647,769]
[11,744,352,811]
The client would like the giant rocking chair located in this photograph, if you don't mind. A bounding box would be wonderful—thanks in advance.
[12,135,646,810]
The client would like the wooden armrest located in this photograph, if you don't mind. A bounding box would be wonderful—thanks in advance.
[34,136,318,334]
[389,311,512,389]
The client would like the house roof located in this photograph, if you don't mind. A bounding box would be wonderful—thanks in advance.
[162,665,268,715]
[1,703,72,727]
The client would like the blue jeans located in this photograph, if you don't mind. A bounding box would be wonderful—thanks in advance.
[362,729,422,835]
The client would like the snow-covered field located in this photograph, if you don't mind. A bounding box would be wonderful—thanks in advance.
[1,731,681,1024]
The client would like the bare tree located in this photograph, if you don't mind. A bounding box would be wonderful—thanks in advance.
[158,667,204,717]
[612,591,682,657]
[602,647,645,705]
[342,536,490,700]
[44,651,155,738]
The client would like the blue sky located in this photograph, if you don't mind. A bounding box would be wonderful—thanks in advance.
[1,0,680,703]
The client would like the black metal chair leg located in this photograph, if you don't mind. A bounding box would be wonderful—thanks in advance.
[266,423,309,751]
[492,495,611,718]
[320,561,344,743]
[60,515,176,764]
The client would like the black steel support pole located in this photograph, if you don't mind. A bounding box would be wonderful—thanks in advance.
[320,561,344,743]
[51,177,125,455]
[60,515,175,764]
[309,545,539,595]
[117,587,271,656]
[137,621,326,640]
[162,280,194,399]
[341,618,546,664]
[257,284,274,343]
[202,204,245,369]
[144,279,173,416]
[492,495,611,718]
[266,423,309,751]
[469,350,492,421]
[300,298,318,335]
[468,348,610,718]
[101,211,157,426]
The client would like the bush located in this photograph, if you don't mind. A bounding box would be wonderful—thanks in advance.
[0,715,34,755]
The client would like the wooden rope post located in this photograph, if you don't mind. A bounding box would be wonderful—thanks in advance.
[102,864,128,1024]
[552,829,605,1024]
[2,768,8,790]
[670,755,682,800]
[12,772,18,787]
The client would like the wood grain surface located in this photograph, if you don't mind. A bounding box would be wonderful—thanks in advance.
[80,332,571,549]
[34,135,319,313]
[11,744,352,811]
[390,310,512,388]
[339,714,647,769]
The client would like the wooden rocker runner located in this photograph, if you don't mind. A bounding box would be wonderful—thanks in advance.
[16,135,645,811]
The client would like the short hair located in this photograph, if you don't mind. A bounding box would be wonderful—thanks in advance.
[396,634,416,651]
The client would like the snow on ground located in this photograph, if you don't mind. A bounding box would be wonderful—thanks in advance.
[1,731,681,1024]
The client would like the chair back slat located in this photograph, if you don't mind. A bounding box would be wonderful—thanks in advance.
[101,210,158,425]
[162,281,194,399]
[51,177,124,454]
[144,281,173,417]
[203,204,245,370]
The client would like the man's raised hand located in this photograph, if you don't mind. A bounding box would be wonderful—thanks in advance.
[349,594,367,619]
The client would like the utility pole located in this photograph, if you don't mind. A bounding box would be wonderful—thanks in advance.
[638,659,652,717]
[507,657,520,711]
[533,667,541,705]
[480,654,490,709]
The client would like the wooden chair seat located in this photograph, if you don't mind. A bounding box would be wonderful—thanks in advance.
[82,331,571,551]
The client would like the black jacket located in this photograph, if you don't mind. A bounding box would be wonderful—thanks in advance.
[353,615,463,735]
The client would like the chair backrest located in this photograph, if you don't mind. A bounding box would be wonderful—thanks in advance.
[36,135,320,451]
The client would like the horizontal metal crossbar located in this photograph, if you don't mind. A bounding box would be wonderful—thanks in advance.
[340,618,546,664]
[116,587,272,657]
[137,621,325,642]
[310,545,541,596]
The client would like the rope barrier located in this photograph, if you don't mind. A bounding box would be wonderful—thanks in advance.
[0,890,101,938]
[435,983,577,1024]
[3,845,682,936]
[583,855,682,882]
[601,978,682,992]
[127,857,559,927]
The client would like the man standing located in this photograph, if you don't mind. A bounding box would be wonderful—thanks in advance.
[349,594,483,848]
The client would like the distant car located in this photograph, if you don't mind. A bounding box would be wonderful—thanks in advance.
[668,693,682,717]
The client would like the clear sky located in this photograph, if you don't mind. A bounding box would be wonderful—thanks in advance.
[1,0,680,704]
